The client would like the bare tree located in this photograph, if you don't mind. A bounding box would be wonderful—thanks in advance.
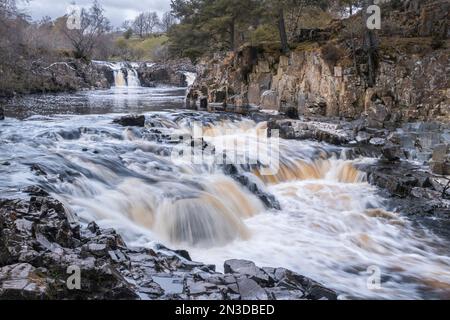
[143,12,160,35]
[133,13,146,38]
[63,0,111,60]
[160,11,176,33]
[133,11,160,38]
[0,0,19,17]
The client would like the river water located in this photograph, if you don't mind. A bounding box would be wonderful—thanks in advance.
[1,86,450,300]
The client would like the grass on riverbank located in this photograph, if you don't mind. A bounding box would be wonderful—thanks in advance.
[113,35,169,61]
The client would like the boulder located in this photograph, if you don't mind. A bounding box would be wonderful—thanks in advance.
[137,63,190,87]
[260,90,278,110]
[381,144,404,162]
[0,106,4,120]
[0,264,50,300]
[430,144,450,175]
[113,115,146,127]
[432,144,449,162]
[236,277,268,300]
[430,161,450,175]
[360,162,434,198]
[367,103,390,128]
[369,137,386,146]
[224,260,272,286]
[284,107,299,119]
[356,131,372,144]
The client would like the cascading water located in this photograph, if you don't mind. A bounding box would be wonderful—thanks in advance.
[183,72,197,87]
[114,69,127,87]
[126,66,141,87]
[93,61,141,87]
[1,109,450,299]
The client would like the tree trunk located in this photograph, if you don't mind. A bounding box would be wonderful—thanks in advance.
[230,18,235,51]
[278,8,289,54]
[363,0,377,87]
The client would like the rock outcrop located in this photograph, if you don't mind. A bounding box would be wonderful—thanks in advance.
[187,2,449,126]
[0,191,337,300]
[138,60,195,88]
[113,114,146,127]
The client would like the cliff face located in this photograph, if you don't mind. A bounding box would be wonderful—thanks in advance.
[188,42,449,126]
[187,1,449,128]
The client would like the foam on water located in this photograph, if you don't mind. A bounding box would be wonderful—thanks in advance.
[1,109,450,299]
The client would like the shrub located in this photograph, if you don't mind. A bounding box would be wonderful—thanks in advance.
[250,24,279,45]
[321,43,343,67]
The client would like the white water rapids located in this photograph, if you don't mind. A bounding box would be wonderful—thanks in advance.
[1,101,450,299]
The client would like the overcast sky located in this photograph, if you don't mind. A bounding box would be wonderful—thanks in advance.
[18,0,172,27]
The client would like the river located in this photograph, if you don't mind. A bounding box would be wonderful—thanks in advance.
[1,80,450,300]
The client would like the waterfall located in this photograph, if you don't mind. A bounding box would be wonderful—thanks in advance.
[183,72,197,87]
[126,68,141,87]
[114,69,127,87]
[93,61,141,87]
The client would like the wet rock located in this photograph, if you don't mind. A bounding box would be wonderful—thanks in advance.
[432,144,449,162]
[30,164,48,176]
[87,221,101,235]
[268,119,351,145]
[82,243,108,257]
[174,250,192,261]
[366,167,427,198]
[113,115,146,127]
[223,164,281,210]
[223,260,337,300]
[430,144,450,175]
[267,287,305,300]
[263,267,337,300]
[284,107,299,119]
[359,161,436,199]
[260,90,278,110]
[0,195,337,300]
[356,131,372,143]
[430,161,450,176]
[381,144,404,162]
[0,106,4,120]
[369,137,386,146]
[23,186,49,197]
[0,196,137,299]
[137,62,192,87]
[236,277,268,300]
[0,263,50,300]
[224,260,272,286]
[410,187,442,200]
[367,103,390,128]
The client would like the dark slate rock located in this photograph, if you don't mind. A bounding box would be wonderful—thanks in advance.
[0,263,50,300]
[236,277,268,300]
[113,115,146,127]
[0,195,337,300]
[224,259,272,286]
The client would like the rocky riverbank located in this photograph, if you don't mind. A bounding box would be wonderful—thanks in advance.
[267,115,450,238]
[0,188,336,300]
[111,112,450,242]
[186,2,449,124]
[183,1,450,247]
[0,59,194,99]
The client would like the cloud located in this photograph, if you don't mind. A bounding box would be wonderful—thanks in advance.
[18,0,172,27]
